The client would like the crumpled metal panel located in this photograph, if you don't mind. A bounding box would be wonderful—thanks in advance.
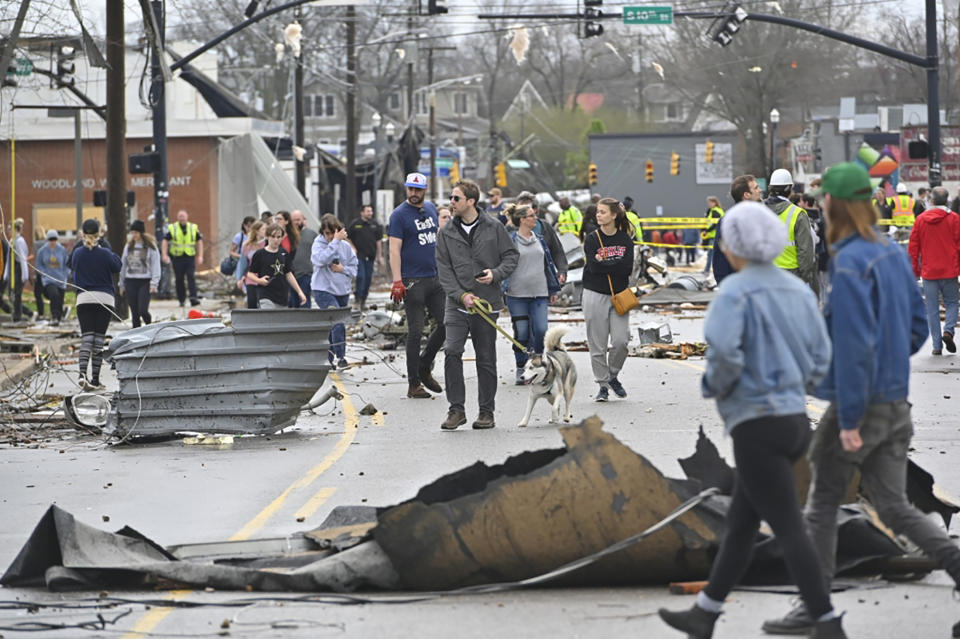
[104,309,350,438]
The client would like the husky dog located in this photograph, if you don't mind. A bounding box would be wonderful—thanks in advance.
[517,326,577,427]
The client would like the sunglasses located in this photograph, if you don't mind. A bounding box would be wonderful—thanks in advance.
[451,195,464,202]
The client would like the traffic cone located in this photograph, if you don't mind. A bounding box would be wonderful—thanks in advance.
[187,309,220,319]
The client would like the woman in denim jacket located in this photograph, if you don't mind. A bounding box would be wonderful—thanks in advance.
[659,201,846,639]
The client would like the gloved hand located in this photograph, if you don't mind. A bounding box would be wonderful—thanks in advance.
[390,280,407,303]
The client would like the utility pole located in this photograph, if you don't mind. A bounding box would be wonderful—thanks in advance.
[925,0,941,185]
[344,5,356,222]
[149,0,169,239]
[106,1,126,253]
[74,111,82,231]
[428,47,435,200]
[294,6,306,195]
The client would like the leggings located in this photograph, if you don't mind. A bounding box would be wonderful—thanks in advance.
[76,303,112,384]
[703,414,833,619]
[124,278,152,328]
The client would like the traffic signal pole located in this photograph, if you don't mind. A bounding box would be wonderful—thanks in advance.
[149,0,169,239]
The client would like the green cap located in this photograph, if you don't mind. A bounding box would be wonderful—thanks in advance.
[816,162,873,201]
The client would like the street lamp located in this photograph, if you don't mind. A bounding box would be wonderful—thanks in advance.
[371,112,382,199]
[769,107,780,173]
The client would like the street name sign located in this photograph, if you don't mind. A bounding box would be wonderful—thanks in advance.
[623,6,673,25]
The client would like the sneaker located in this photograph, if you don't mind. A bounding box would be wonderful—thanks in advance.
[472,411,495,430]
[407,384,431,399]
[89,380,106,391]
[515,368,525,385]
[608,378,627,398]
[945,331,957,353]
[762,603,813,635]
[934,349,943,356]
[658,605,720,639]
[441,409,467,430]
[337,359,349,370]
[810,615,847,639]
[595,385,609,402]
[418,365,443,394]
[190,298,201,307]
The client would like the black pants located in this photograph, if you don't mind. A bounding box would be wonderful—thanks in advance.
[12,263,29,321]
[171,255,198,305]
[245,285,259,309]
[403,276,445,385]
[42,284,64,321]
[34,273,45,316]
[703,414,832,619]
[125,278,152,327]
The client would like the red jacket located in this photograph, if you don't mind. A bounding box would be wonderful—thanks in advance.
[908,206,960,279]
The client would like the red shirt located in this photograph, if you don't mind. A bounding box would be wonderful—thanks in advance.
[908,207,960,279]
[662,231,678,246]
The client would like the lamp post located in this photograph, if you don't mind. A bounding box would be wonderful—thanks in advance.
[769,107,780,174]
[371,112,381,202]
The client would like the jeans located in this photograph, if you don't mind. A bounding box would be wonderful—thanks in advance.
[704,414,833,619]
[355,257,375,303]
[444,302,498,414]
[703,247,714,273]
[922,277,959,351]
[403,276,445,385]
[170,255,198,304]
[805,401,960,587]
[289,274,312,308]
[313,290,350,362]
[582,288,630,385]
[125,278,152,327]
[685,247,697,264]
[43,283,65,322]
[505,295,549,368]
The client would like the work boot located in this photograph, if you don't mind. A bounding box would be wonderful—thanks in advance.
[441,409,467,431]
[418,364,443,394]
[945,331,957,353]
[810,615,847,639]
[472,411,496,430]
[407,384,431,399]
[657,605,720,639]
[762,603,813,635]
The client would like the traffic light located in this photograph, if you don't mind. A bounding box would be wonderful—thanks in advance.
[588,162,598,186]
[3,65,16,89]
[670,152,680,176]
[645,160,654,183]
[707,1,748,47]
[705,140,714,163]
[449,160,460,184]
[427,0,448,14]
[55,45,77,87]
[494,162,507,188]
[583,0,603,38]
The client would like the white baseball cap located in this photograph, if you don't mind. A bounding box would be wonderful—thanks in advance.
[405,172,428,189]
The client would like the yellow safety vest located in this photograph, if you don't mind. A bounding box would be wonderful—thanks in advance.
[773,204,802,270]
[888,195,915,224]
[167,222,198,257]
[557,206,583,235]
[701,206,724,241]
[625,211,642,241]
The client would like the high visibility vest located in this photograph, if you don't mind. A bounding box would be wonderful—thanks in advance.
[167,222,198,257]
[701,206,724,241]
[888,195,915,224]
[557,206,583,235]
[773,204,802,270]
[625,211,642,241]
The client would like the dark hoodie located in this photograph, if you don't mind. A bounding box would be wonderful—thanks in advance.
[908,206,960,279]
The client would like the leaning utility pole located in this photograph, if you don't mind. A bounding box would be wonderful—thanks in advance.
[149,0,169,239]
[294,6,306,196]
[105,1,126,253]
[344,5,357,221]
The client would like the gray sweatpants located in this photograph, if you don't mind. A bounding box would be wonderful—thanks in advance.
[582,288,630,385]
[805,400,960,586]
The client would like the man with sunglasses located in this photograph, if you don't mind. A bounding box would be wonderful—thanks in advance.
[436,179,518,430]
[388,172,445,398]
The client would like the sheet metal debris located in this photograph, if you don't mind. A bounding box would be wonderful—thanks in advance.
[2,418,946,594]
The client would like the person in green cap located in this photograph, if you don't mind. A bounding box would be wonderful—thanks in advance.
[764,163,960,638]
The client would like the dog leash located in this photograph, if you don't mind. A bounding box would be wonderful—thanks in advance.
[468,297,528,352]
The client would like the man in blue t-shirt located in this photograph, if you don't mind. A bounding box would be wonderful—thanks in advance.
[388,172,446,399]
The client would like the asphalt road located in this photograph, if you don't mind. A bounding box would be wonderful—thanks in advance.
[1,292,960,638]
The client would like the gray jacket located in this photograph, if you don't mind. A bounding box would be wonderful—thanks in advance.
[436,210,519,311]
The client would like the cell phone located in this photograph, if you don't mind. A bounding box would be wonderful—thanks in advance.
[475,270,487,279]
[332,258,340,265]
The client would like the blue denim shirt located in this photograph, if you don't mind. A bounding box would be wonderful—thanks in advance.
[813,232,928,430]
[703,262,831,433]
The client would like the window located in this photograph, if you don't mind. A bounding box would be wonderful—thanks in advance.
[303,96,312,117]
[389,91,402,111]
[453,91,469,116]
[312,94,336,118]
[414,92,428,116]
[665,102,681,121]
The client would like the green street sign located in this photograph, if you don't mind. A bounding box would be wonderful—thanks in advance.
[7,57,32,76]
[623,6,673,25]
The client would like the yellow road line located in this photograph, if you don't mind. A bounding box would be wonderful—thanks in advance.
[294,486,338,520]
[121,374,357,638]
[657,358,825,415]
[372,410,385,427]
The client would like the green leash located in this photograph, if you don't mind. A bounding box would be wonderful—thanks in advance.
[468,297,528,352]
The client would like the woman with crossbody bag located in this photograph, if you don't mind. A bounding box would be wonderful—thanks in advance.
[582,197,635,402]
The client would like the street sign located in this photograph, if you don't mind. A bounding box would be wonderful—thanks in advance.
[10,57,32,76]
[623,6,672,25]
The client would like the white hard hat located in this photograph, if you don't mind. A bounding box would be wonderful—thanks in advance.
[769,169,793,187]
[896,182,909,194]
